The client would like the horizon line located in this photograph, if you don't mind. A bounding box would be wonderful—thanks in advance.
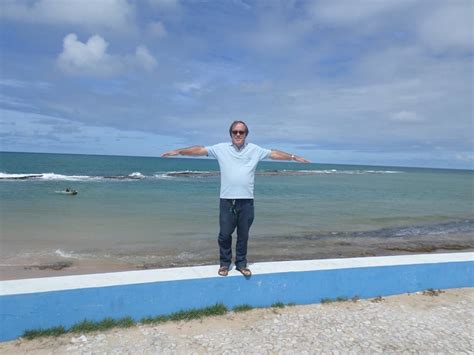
[0,150,472,172]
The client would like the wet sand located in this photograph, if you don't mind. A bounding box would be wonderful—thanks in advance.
[1,232,473,280]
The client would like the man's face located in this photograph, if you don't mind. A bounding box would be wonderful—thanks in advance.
[231,123,247,147]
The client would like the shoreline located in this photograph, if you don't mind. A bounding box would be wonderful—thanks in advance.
[1,231,473,280]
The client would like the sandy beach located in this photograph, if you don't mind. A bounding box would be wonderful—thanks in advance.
[1,287,472,353]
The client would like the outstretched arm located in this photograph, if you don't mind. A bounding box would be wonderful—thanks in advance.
[161,145,208,157]
[269,149,310,163]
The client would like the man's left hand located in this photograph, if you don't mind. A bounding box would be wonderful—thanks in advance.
[294,156,310,163]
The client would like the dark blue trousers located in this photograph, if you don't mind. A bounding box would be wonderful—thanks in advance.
[218,199,254,269]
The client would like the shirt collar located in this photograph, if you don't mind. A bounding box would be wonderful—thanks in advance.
[231,142,247,152]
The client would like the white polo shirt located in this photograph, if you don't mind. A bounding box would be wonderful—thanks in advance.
[206,142,271,199]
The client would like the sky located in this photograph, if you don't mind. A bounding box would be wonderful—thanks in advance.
[0,0,473,169]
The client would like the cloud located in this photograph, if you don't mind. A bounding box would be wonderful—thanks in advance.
[1,0,135,31]
[0,109,183,156]
[134,45,157,72]
[309,0,413,26]
[0,79,51,89]
[418,1,473,53]
[174,82,203,93]
[389,111,424,123]
[238,3,314,52]
[57,34,122,77]
[308,0,473,54]
[456,153,474,162]
[57,34,156,77]
[148,21,167,38]
[0,94,37,109]
[240,80,273,94]
[148,0,182,12]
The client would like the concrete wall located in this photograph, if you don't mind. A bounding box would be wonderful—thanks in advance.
[1,252,473,341]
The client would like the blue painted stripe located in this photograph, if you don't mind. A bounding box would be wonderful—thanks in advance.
[1,259,473,341]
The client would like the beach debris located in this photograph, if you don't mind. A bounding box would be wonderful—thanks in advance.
[24,261,73,271]
[370,296,384,303]
[385,243,472,253]
[423,288,445,297]
[71,335,88,344]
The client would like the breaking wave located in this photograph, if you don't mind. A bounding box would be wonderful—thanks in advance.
[0,172,146,181]
[0,169,402,181]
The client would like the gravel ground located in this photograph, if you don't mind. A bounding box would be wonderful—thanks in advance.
[1,288,473,354]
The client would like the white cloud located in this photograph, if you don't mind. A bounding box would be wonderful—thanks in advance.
[240,0,414,52]
[148,0,181,11]
[240,80,273,94]
[148,21,167,38]
[307,0,473,54]
[1,0,135,31]
[0,109,183,157]
[57,34,123,77]
[174,82,202,93]
[0,94,37,109]
[57,34,157,77]
[389,111,424,123]
[309,0,414,26]
[418,1,473,53]
[455,153,474,162]
[134,46,157,71]
[0,79,51,89]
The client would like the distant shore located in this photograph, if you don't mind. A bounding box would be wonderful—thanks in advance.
[1,231,473,280]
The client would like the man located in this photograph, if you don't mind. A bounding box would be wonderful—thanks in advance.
[161,121,309,277]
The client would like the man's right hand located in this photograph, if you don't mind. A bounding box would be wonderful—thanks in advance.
[161,150,180,157]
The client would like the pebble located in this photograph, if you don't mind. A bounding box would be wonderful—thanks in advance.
[1,288,473,354]
[70,335,88,344]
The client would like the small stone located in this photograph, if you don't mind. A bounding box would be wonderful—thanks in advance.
[70,335,88,344]
[95,334,106,341]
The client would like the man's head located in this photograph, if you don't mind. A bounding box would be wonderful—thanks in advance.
[229,120,249,148]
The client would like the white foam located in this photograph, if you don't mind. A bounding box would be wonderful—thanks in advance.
[0,172,43,179]
[54,249,81,259]
[0,172,146,181]
[156,169,403,178]
[292,169,402,175]
[155,170,218,178]
[153,173,174,179]
[0,172,102,181]
[41,173,100,181]
[128,172,145,179]
[0,169,403,182]
[365,170,401,174]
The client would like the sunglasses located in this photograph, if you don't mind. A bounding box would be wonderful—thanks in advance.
[232,130,246,135]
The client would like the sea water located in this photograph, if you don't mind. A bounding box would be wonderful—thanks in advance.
[1,152,473,273]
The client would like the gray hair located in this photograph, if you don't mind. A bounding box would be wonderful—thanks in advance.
[229,120,249,136]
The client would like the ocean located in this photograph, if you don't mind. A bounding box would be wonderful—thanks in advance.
[1,151,473,279]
